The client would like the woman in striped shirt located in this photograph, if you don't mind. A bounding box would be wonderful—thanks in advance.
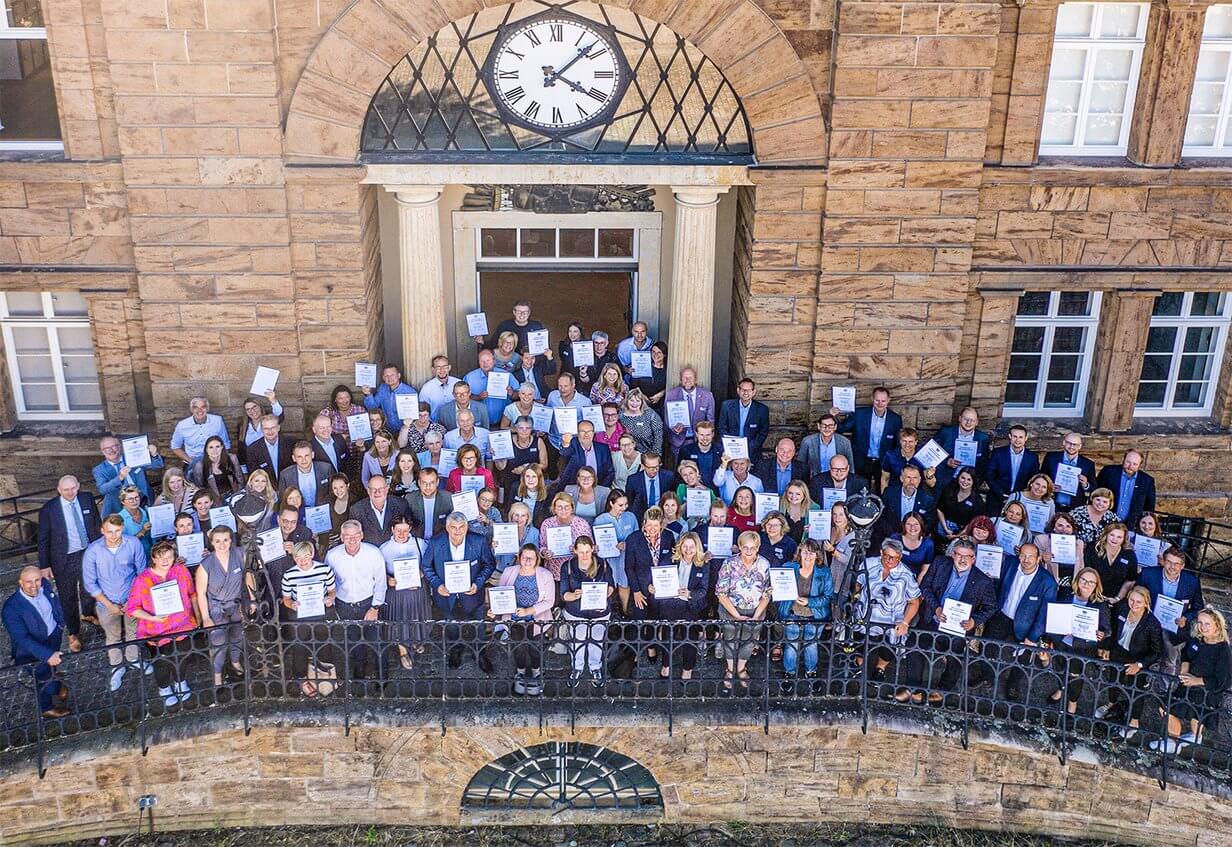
[280,542,336,697]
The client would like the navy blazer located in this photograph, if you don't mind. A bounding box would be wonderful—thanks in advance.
[837,406,902,461]
[932,426,991,488]
[877,483,937,537]
[1094,466,1157,524]
[93,453,163,515]
[806,471,869,509]
[1041,451,1097,507]
[717,399,770,457]
[653,561,712,620]
[2,580,65,665]
[247,438,297,478]
[918,556,998,632]
[348,496,410,547]
[556,439,615,489]
[310,433,351,475]
[751,457,808,496]
[278,461,334,506]
[986,445,1041,507]
[421,531,497,617]
[513,357,556,401]
[623,530,676,617]
[37,492,101,572]
[626,469,678,519]
[677,441,722,492]
[1137,566,1205,644]
[996,566,1058,643]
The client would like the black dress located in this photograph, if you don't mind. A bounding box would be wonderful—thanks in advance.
[936,485,985,536]
[629,367,667,412]
[502,437,542,499]
[1171,639,1232,729]
[1083,545,1137,600]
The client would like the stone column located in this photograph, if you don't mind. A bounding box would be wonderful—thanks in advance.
[392,186,446,387]
[967,289,1025,422]
[1093,289,1160,432]
[666,186,729,387]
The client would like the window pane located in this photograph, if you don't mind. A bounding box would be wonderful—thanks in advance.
[1044,381,1078,406]
[1084,113,1124,144]
[65,383,102,411]
[1182,325,1215,353]
[559,229,595,258]
[1139,353,1173,382]
[1057,292,1092,316]
[1190,81,1226,115]
[1046,80,1084,115]
[1050,49,1087,82]
[479,228,516,258]
[1008,354,1042,381]
[1048,354,1081,381]
[1092,49,1133,81]
[1011,326,1045,353]
[14,352,53,380]
[1042,113,1078,145]
[56,325,93,354]
[1204,5,1232,38]
[2,292,44,316]
[1100,4,1144,38]
[9,325,49,353]
[1056,3,1095,37]
[1136,381,1166,406]
[1152,292,1184,316]
[1171,382,1207,407]
[5,1,44,27]
[19,382,57,411]
[1188,292,1226,317]
[1052,326,1085,353]
[0,40,63,143]
[60,354,97,381]
[518,228,554,258]
[1016,291,1051,316]
[1177,353,1213,382]
[1004,383,1037,406]
[49,291,88,317]
[598,229,634,257]
[1186,115,1219,146]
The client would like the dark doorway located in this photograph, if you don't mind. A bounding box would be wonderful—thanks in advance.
[480,270,634,359]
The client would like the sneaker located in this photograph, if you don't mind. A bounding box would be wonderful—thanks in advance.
[141,660,154,676]
[1179,731,1198,744]
[109,666,126,692]
[1148,737,1186,755]
[175,680,192,703]
[568,670,582,688]
[589,669,604,689]
[548,641,568,655]
[526,670,543,696]
[513,671,526,695]
[158,686,178,708]
[1094,703,1113,720]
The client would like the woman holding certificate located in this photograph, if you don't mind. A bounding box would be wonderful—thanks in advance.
[1070,487,1117,544]
[379,517,429,671]
[653,532,711,681]
[1047,567,1109,714]
[446,444,496,495]
[280,542,337,696]
[1152,608,1232,754]
[495,503,540,575]
[1036,512,1086,587]
[188,436,243,501]
[626,341,668,411]
[715,531,771,693]
[513,466,550,527]
[361,429,398,488]
[593,491,639,613]
[398,401,445,454]
[776,539,834,691]
[935,467,985,543]
[155,467,199,514]
[589,363,627,406]
[493,545,556,696]
[495,416,547,501]
[779,481,815,542]
[125,541,197,707]
[195,526,249,687]
[1096,585,1164,734]
[1006,474,1057,535]
[559,536,615,687]
[537,494,592,580]
[118,485,153,556]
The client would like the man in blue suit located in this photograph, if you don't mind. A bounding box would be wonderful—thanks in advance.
[877,465,937,542]
[422,513,497,668]
[1095,449,1156,526]
[1040,432,1097,511]
[901,539,998,702]
[834,386,902,494]
[37,475,101,650]
[932,407,991,490]
[3,567,70,717]
[626,453,677,520]
[985,425,1040,513]
[1138,546,1205,673]
[92,434,164,515]
[717,378,770,459]
[555,421,615,490]
[978,543,1056,700]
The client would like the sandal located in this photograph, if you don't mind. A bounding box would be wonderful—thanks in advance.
[300,681,318,698]
[722,672,735,692]
[737,670,751,689]
[659,666,671,678]
[398,649,413,671]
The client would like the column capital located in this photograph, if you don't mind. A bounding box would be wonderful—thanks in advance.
[670,185,730,208]
[389,185,445,206]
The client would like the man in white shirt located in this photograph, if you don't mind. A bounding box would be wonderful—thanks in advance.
[170,396,229,465]
[419,355,462,417]
[444,409,491,460]
[324,520,386,678]
[713,455,765,505]
[545,372,592,452]
[978,543,1056,699]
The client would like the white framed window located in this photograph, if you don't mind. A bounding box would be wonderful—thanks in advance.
[0,292,102,420]
[1040,2,1148,156]
[1005,291,1102,416]
[1135,292,1231,416]
[1183,5,1232,157]
[0,1,63,151]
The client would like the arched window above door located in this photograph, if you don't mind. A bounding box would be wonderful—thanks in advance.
[362,1,753,163]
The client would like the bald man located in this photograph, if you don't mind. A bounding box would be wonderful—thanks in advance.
[2,566,69,717]
[37,475,101,649]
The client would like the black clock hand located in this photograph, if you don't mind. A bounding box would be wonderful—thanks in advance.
[552,73,588,95]
[545,41,598,85]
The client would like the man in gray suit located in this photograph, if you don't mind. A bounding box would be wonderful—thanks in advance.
[435,381,490,430]
[799,413,855,479]
[277,442,333,507]
[405,466,454,542]
[348,476,408,547]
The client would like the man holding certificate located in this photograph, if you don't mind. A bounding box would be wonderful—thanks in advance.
[124,541,198,708]
[1138,546,1205,672]
[323,521,386,680]
[422,513,496,668]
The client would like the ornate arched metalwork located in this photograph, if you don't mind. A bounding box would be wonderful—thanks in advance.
[461,741,663,812]
[362,0,753,162]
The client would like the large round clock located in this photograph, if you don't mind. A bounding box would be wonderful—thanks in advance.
[481,10,630,134]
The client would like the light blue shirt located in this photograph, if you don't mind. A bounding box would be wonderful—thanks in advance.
[1009,449,1024,487]
[23,589,57,636]
[942,566,971,603]
[616,336,653,368]
[82,535,146,604]
[737,402,751,434]
[464,367,520,426]
[712,466,765,504]
[297,468,318,507]
[363,382,416,430]
[868,411,886,458]
[901,491,917,518]
[315,436,339,471]
[1162,575,1180,599]
[61,497,87,553]
[815,437,837,473]
[1117,473,1136,521]
[170,413,229,461]
[445,426,491,461]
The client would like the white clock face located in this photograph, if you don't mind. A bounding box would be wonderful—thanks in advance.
[491,17,621,131]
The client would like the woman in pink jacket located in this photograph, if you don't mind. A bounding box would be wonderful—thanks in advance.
[491,544,556,695]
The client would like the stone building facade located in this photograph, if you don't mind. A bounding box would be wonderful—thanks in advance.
[1,0,1231,514]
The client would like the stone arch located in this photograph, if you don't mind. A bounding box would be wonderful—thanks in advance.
[284,0,826,165]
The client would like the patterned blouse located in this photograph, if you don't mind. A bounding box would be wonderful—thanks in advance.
[716,554,771,612]
[589,384,627,405]
[321,404,367,442]
[537,516,593,579]
[1070,506,1117,544]
[125,562,198,645]
[619,410,663,455]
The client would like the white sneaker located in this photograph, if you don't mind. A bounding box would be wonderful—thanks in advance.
[109,666,126,692]
[158,686,178,707]
[548,641,568,655]
[1149,737,1186,755]
[142,661,154,676]
[175,680,191,703]
[1179,731,1198,744]
[1094,703,1113,719]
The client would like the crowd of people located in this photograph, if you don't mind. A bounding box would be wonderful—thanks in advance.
[6,300,1230,756]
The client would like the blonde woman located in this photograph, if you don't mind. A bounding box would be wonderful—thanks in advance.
[1154,608,1232,753]
[1085,522,1136,604]
[156,467,199,513]
[655,531,711,680]
[779,480,814,542]
[589,362,627,405]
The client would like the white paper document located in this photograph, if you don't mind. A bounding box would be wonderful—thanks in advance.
[122,435,152,468]
[665,400,690,429]
[832,385,856,413]
[208,506,236,532]
[571,341,595,367]
[975,544,1004,580]
[148,503,177,539]
[395,392,420,421]
[466,312,489,337]
[257,527,285,563]
[807,510,831,542]
[486,370,510,398]
[437,448,458,476]
[995,520,1024,555]
[821,487,846,511]
[651,565,680,598]
[1046,603,1099,641]
[685,488,712,519]
[452,489,480,521]
[491,523,519,556]
[354,362,378,388]
[1050,533,1077,566]
[444,560,472,594]
[345,412,373,441]
[305,504,331,534]
[580,581,609,612]
[1131,533,1163,568]
[721,436,749,460]
[581,405,604,430]
[460,474,487,494]
[769,568,798,602]
[553,406,579,435]
[706,526,734,557]
[249,365,279,396]
[953,438,979,467]
[393,557,421,590]
[1154,594,1186,634]
[530,404,553,432]
[489,429,514,461]
[755,492,779,524]
[488,586,517,616]
[545,525,574,557]
[296,582,326,619]
[914,439,949,469]
[527,329,549,356]
[593,524,619,559]
[631,351,652,378]
[176,533,205,565]
[939,599,972,637]
[150,580,185,617]
[1022,500,1051,534]
[1053,463,1082,496]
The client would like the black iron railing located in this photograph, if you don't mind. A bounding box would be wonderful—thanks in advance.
[1157,511,1232,580]
[0,488,54,565]
[3,616,1228,791]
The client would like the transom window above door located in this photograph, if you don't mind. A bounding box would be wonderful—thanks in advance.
[478,227,636,261]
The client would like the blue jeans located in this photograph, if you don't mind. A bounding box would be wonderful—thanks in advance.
[783,622,821,675]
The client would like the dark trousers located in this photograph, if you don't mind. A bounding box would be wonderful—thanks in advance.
[50,550,89,636]
[511,622,541,672]
[334,598,379,679]
[282,617,331,680]
[905,630,966,691]
[146,640,182,688]
[976,612,1030,698]
[658,623,702,671]
[855,456,882,494]
[29,660,61,712]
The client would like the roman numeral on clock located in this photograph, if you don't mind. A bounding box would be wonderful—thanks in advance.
[505,86,525,104]
[499,71,518,80]
[550,24,563,42]
[586,87,607,101]
[594,70,614,79]
[524,100,541,120]
[551,107,562,124]
[525,29,541,47]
